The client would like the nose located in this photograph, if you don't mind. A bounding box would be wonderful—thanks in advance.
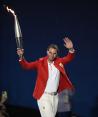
[51,53,55,58]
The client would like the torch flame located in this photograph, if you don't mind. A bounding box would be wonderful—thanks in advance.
[6,6,16,16]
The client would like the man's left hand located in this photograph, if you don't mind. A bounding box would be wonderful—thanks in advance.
[63,37,73,49]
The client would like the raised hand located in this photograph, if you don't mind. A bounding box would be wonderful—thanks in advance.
[63,37,73,49]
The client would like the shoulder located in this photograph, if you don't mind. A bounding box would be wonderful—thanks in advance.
[54,57,62,61]
[38,56,47,61]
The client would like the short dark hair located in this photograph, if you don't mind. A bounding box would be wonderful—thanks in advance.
[47,44,59,54]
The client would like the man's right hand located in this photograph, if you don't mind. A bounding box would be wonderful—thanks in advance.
[17,48,24,58]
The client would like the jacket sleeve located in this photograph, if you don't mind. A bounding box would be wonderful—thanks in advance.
[60,52,75,64]
[19,59,38,70]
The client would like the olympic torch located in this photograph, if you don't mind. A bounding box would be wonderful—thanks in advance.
[5,5,23,50]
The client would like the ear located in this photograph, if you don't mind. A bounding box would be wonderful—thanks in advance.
[56,53,58,57]
[47,50,49,55]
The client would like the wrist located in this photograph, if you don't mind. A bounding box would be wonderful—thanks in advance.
[68,48,75,53]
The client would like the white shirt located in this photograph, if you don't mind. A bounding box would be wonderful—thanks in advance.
[45,61,60,93]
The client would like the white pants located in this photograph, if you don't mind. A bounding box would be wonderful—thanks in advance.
[37,93,58,117]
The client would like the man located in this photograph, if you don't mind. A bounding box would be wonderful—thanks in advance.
[17,37,75,117]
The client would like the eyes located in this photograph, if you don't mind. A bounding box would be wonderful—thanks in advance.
[48,51,57,56]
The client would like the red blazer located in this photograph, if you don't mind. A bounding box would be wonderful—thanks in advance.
[19,52,75,99]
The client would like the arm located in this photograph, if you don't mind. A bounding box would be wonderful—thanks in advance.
[61,37,75,64]
[17,49,38,70]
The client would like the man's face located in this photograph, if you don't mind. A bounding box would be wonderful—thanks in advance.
[47,48,57,62]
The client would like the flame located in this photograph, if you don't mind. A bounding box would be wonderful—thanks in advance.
[6,6,16,16]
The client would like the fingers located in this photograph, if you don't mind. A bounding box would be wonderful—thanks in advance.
[17,48,24,56]
[63,37,71,43]
[63,37,70,47]
[63,37,73,49]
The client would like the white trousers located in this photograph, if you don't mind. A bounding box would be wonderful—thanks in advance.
[37,93,58,117]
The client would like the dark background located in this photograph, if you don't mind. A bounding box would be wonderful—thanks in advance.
[0,0,98,117]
